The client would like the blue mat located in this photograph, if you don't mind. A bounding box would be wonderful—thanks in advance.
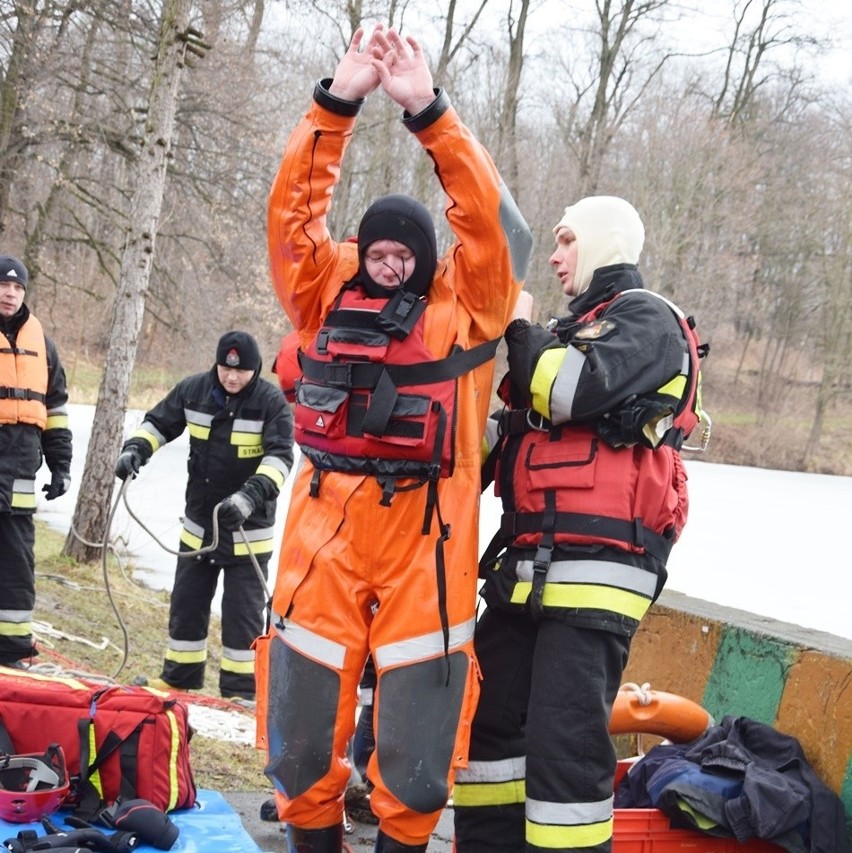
[0,789,265,853]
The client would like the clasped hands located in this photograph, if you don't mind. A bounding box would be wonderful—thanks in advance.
[329,24,436,116]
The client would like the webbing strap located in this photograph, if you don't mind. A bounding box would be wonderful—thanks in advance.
[361,368,399,436]
[299,338,500,389]
[498,510,674,564]
[528,493,556,622]
[0,386,45,402]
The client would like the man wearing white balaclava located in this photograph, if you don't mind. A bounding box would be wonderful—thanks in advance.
[554,195,645,295]
[454,198,709,853]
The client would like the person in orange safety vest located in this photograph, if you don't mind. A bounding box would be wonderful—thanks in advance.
[0,254,73,668]
[259,23,532,853]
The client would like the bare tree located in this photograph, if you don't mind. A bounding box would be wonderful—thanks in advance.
[711,0,815,124]
[555,0,674,195]
[64,0,201,561]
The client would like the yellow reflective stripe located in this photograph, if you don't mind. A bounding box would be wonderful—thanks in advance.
[88,723,104,797]
[165,708,179,811]
[453,779,525,807]
[234,538,274,556]
[220,657,256,675]
[187,423,210,440]
[231,431,262,446]
[526,816,612,849]
[44,413,69,430]
[164,647,207,664]
[0,669,89,689]
[658,374,686,398]
[131,427,162,451]
[256,463,285,489]
[530,348,566,420]
[0,620,32,637]
[509,582,651,621]
[11,492,36,509]
[180,528,203,549]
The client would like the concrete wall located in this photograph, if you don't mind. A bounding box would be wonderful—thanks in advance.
[622,590,852,845]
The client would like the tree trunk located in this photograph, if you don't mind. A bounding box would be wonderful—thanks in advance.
[64,0,193,562]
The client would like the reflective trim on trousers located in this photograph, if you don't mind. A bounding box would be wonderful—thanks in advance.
[374,616,475,669]
[453,756,526,808]
[274,618,347,670]
[165,637,207,664]
[526,792,614,849]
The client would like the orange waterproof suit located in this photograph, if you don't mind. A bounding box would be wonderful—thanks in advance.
[259,82,532,846]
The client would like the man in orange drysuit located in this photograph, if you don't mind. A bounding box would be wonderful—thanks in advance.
[260,23,532,853]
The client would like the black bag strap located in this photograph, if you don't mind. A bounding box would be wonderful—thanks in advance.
[74,716,145,820]
[0,717,14,754]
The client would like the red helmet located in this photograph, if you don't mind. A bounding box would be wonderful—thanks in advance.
[0,744,70,823]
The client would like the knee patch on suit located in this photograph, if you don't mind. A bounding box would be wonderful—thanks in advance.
[264,636,341,798]
[377,652,467,813]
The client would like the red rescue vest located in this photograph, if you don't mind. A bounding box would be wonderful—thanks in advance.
[295,284,498,501]
[482,292,706,572]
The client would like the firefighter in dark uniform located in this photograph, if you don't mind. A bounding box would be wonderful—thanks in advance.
[0,254,73,668]
[453,197,709,853]
[115,330,294,700]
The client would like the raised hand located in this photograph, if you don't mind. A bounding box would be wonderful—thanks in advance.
[371,28,435,115]
[329,24,387,102]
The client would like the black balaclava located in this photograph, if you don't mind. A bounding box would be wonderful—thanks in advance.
[356,194,437,299]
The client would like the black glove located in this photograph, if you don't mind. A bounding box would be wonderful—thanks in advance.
[114,447,143,481]
[598,397,674,449]
[42,470,71,500]
[217,490,256,531]
[98,798,179,850]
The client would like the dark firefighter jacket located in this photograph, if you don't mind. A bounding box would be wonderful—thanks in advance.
[481,264,694,636]
[120,367,294,558]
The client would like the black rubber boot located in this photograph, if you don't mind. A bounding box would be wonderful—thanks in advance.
[373,830,428,852]
[286,823,343,852]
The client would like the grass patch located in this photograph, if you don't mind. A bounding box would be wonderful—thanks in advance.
[32,523,271,793]
[66,360,186,409]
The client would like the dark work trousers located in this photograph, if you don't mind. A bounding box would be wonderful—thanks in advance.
[0,512,37,664]
[454,607,631,853]
[160,549,269,699]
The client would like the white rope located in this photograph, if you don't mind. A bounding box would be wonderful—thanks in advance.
[618,681,652,705]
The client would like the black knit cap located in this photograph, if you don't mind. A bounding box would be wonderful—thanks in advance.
[0,255,28,289]
[357,194,437,298]
[216,330,261,372]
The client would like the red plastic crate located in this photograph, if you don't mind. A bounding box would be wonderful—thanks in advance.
[614,808,784,850]
[613,760,784,851]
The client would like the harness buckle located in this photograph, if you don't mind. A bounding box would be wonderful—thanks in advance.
[526,409,550,432]
[324,362,353,388]
[532,542,553,575]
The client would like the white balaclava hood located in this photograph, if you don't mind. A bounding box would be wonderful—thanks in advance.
[553,196,645,295]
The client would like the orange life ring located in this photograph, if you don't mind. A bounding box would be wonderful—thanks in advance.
[608,682,713,743]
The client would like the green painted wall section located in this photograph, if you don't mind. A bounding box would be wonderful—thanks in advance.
[702,627,797,725]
